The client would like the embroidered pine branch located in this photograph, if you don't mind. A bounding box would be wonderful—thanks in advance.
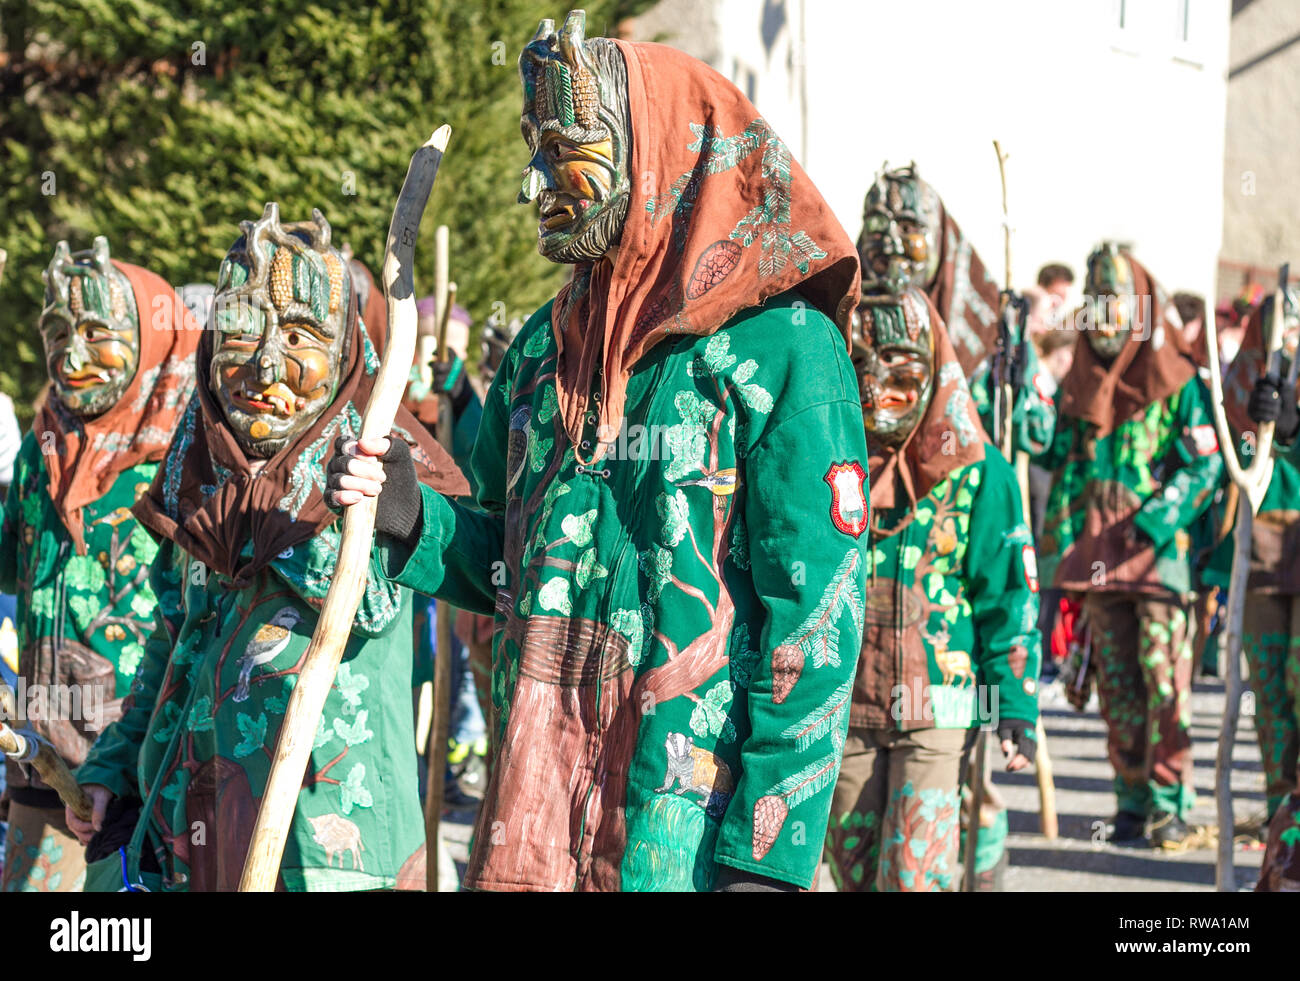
[771,549,863,703]
[780,679,852,752]
[751,751,839,860]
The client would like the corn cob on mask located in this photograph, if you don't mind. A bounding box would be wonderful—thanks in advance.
[209,203,350,458]
[518,9,632,265]
[40,237,141,417]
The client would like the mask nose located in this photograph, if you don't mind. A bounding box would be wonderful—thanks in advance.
[254,333,284,385]
[881,221,905,257]
[64,330,89,372]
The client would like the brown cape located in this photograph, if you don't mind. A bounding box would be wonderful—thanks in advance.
[132,277,468,587]
[1057,255,1195,436]
[551,40,860,461]
[927,203,1002,380]
[864,290,988,522]
[35,260,201,555]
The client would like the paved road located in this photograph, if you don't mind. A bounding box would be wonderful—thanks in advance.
[438,676,1268,892]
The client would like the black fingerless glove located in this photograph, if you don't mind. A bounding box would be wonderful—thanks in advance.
[1248,374,1300,444]
[431,359,472,416]
[997,719,1038,767]
[326,434,424,546]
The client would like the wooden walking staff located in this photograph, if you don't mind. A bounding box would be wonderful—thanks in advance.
[0,722,92,822]
[992,139,1058,842]
[423,224,457,892]
[238,124,452,892]
[1204,262,1289,892]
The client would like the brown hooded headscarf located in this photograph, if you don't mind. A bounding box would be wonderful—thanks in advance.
[132,276,468,588]
[550,41,860,461]
[36,261,201,555]
[926,202,1002,381]
[1058,255,1196,436]
[859,290,988,521]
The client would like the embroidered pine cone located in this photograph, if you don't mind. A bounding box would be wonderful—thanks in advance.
[752,795,789,861]
[771,644,805,704]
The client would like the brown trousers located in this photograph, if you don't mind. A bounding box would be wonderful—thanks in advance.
[825,726,970,892]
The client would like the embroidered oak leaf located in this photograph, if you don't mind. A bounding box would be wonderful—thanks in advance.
[640,546,674,601]
[340,763,373,815]
[729,622,761,690]
[152,702,182,744]
[735,381,773,414]
[575,549,609,590]
[160,769,186,802]
[538,577,572,615]
[118,641,144,678]
[334,709,374,747]
[527,427,553,473]
[560,508,598,547]
[610,607,645,668]
[313,715,335,749]
[657,490,691,547]
[662,423,708,481]
[336,663,369,709]
[187,695,215,733]
[730,516,750,570]
[233,712,268,758]
[689,680,737,743]
[64,554,105,593]
[68,594,96,625]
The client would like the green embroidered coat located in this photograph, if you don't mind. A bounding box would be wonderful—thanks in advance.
[380,291,870,891]
[852,450,1042,731]
[1204,436,1300,594]
[1037,377,1224,596]
[76,433,426,892]
[0,433,160,799]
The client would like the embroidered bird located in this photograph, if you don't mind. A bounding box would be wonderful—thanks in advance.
[677,467,737,496]
[233,606,302,703]
[96,507,135,528]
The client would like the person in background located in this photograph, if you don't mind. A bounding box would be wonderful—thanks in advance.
[1036,245,1222,849]
[404,296,491,808]
[2,237,200,891]
[1037,263,1075,311]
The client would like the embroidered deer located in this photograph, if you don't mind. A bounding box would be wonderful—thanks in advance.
[923,624,975,688]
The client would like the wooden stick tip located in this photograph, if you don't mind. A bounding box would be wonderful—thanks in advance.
[428,125,452,152]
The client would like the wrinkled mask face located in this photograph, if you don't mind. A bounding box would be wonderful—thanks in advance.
[858,168,942,298]
[852,293,935,448]
[1085,247,1136,362]
[210,204,350,458]
[39,237,140,417]
[518,10,632,265]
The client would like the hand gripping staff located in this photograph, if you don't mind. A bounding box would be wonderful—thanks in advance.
[238,126,452,892]
[1204,262,1288,892]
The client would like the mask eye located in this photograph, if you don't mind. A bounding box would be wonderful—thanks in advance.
[903,233,928,262]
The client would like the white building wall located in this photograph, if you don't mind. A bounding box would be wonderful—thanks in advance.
[626,0,1230,301]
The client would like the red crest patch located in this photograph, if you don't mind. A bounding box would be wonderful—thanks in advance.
[1189,424,1219,456]
[824,461,868,538]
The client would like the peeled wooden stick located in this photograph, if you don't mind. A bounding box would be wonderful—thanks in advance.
[238,125,451,892]
[0,721,92,822]
[423,225,454,893]
[1203,265,1285,891]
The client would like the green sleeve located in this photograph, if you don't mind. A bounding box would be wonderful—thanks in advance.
[0,432,39,594]
[1133,380,1226,549]
[1031,412,1074,473]
[964,451,1041,725]
[379,349,509,616]
[76,540,184,798]
[1010,349,1057,457]
[713,398,870,889]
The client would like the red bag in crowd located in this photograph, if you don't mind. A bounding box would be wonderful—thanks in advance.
[1051,595,1079,664]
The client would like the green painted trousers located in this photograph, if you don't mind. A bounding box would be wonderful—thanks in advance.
[1085,592,1195,819]
[825,726,969,892]
[1242,593,1300,820]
